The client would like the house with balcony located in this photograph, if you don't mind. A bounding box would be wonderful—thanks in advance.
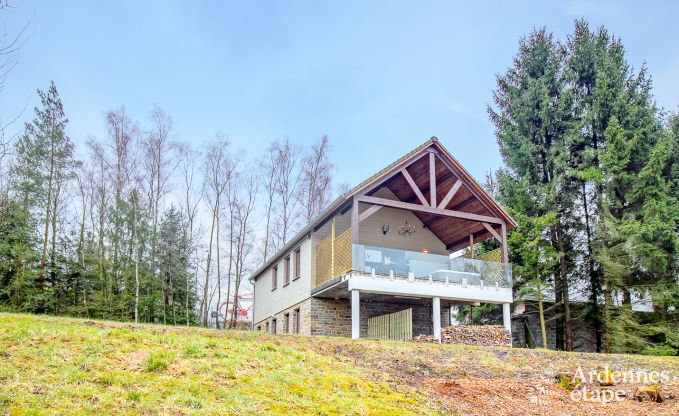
[250,138,517,342]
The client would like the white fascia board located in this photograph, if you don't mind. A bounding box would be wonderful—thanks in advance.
[347,274,513,304]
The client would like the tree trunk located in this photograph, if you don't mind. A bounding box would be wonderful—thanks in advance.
[224,201,234,329]
[203,202,217,327]
[555,218,573,351]
[581,181,603,352]
[215,200,221,329]
[38,149,55,313]
[537,276,548,349]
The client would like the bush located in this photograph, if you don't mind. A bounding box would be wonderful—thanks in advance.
[641,344,678,356]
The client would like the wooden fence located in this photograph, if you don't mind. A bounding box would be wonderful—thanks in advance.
[367,308,413,341]
[314,227,352,288]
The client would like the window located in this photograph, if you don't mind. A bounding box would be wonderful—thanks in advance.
[294,308,301,334]
[256,325,261,331]
[284,256,291,285]
[293,247,301,280]
[272,318,277,334]
[284,313,290,333]
[265,322,269,333]
[272,266,278,290]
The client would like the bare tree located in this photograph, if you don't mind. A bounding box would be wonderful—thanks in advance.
[256,142,279,263]
[0,0,32,147]
[87,140,110,301]
[200,135,234,327]
[299,135,333,223]
[105,108,137,292]
[143,106,177,324]
[229,172,257,329]
[177,142,202,325]
[272,139,301,248]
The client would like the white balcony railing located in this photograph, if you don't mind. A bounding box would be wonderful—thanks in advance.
[351,244,512,288]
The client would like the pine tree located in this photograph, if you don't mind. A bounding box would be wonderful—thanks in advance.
[13,81,78,313]
[489,27,577,350]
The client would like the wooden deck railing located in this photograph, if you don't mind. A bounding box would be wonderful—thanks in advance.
[466,247,502,263]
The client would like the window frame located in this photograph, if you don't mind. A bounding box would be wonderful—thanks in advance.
[293,247,301,280]
[284,255,291,286]
[272,265,278,290]
[284,312,290,333]
[272,318,277,334]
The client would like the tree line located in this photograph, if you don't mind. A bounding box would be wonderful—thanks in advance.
[490,20,678,355]
[0,81,336,327]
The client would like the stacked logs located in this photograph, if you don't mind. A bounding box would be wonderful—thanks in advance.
[412,325,511,346]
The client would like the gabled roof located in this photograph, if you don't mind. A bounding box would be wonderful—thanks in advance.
[250,137,517,281]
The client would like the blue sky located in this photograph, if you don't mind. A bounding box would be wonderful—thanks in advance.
[2,0,678,187]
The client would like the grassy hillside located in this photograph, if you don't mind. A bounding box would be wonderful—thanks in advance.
[0,313,677,415]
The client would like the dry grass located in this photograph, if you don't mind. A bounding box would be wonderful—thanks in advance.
[1,313,677,415]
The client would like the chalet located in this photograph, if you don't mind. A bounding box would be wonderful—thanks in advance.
[250,138,517,341]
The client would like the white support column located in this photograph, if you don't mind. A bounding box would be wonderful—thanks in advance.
[432,297,441,342]
[351,290,360,339]
[502,303,511,333]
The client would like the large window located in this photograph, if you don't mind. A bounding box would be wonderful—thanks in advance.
[294,247,301,280]
[272,265,278,290]
[284,256,291,285]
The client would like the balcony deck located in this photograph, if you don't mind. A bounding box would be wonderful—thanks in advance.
[313,234,513,305]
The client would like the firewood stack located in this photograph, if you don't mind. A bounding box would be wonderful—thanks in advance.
[412,325,511,346]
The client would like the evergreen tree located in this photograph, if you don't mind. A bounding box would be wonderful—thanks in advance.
[489,27,577,350]
[12,81,78,313]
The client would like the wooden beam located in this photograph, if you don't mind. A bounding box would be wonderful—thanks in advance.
[482,222,502,243]
[357,195,504,224]
[446,229,489,251]
[391,169,455,207]
[438,179,462,209]
[351,199,359,244]
[424,195,477,228]
[355,150,431,197]
[429,152,436,207]
[501,222,508,263]
[435,153,499,219]
[358,204,382,223]
[400,168,429,207]
[312,200,352,232]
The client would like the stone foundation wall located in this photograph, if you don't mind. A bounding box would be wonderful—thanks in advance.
[254,298,312,336]
[309,297,450,338]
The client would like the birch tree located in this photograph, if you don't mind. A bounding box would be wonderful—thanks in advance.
[299,135,333,223]
[272,139,301,248]
[177,142,202,325]
[200,135,233,327]
[143,106,177,324]
[229,172,257,329]
[256,143,279,263]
